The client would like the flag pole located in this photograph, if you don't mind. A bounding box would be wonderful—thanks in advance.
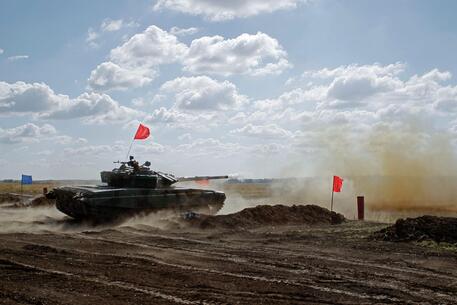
[20,178,23,204]
[330,175,334,212]
[331,189,334,212]
[125,137,135,160]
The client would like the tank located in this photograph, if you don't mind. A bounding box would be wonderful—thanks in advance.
[47,156,228,222]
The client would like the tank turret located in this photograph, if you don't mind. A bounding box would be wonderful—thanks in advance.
[100,156,178,188]
[100,156,227,188]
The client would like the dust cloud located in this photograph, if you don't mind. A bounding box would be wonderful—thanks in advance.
[0,205,67,233]
[0,200,113,233]
[0,196,184,233]
[119,209,184,230]
[275,122,457,221]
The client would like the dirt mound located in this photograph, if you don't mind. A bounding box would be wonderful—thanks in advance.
[28,195,55,207]
[0,193,22,204]
[7,195,55,208]
[189,204,345,229]
[373,215,457,243]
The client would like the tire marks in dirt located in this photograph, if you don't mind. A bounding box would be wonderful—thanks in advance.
[0,257,208,305]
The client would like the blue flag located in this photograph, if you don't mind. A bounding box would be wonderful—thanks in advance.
[21,175,32,185]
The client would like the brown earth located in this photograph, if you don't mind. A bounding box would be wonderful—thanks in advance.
[1,195,55,209]
[0,193,22,204]
[373,215,457,243]
[187,204,345,229]
[26,195,55,207]
[1,203,457,304]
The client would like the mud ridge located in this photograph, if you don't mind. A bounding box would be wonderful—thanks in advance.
[0,193,22,204]
[373,215,457,243]
[188,204,345,229]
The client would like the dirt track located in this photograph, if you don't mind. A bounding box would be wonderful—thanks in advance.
[1,206,457,305]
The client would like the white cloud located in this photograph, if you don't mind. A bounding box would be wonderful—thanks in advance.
[183,32,290,76]
[236,63,456,145]
[7,55,28,61]
[0,81,67,114]
[159,76,247,111]
[170,26,199,36]
[88,25,188,91]
[154,0,306,21]
[253,87,325,111]
[174,138,243,157]
[324,64,404,102]
[63,142,164,156]
[145,106,217,129]
[252,143,285,154]
[109,25,188,68]
[134,142,166,154]
[221,63,457,161]
[33,150,54,156]
[327,74,398,102]
[131,97,147,107]
[277,63,445,112]
[231,123,293,139]
[178,133,192,141]
[0,81,142,124]
[86,28,100,48]
[88,62,154,91]
[0,123,56,144]
[53,135,77,145]
[86,19,139,48]
[285,63,408,104]
[436,83,457,106]
[76,137,88,145]
[41,92,142,124]
[302,63,406,80]
[101,19,124,32]
[146,107,190,123]
[63,144,115,156]
[418,69,451,83]
[88,26,290,91]
[0,48,4,55]
[435,98,457,113]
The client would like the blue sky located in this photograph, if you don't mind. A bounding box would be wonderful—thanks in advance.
[2,0,457,179]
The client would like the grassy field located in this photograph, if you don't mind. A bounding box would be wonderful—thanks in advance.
[0,182,57,195]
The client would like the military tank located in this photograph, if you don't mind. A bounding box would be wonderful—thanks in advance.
[46,156,227,222]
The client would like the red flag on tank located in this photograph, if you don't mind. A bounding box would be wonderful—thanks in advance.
[134,123,150,140]
[333,176,343,192]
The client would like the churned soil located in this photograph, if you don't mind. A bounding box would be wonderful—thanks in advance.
[0,194,53,208]
[27,195,55,207]
[1,202,457,304]
[3,195,55,209]
[0,193,22,204]
[189,204,345,229]
[373,215,457,243]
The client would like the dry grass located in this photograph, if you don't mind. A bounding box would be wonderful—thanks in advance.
[0,182,57,195]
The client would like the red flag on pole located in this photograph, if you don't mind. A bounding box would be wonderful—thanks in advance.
[333,176,343,192]
[134,123,150,140]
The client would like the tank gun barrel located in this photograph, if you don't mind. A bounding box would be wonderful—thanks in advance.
[177,175,228,182]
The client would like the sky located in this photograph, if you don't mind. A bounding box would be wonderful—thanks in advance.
[2,0,457,180]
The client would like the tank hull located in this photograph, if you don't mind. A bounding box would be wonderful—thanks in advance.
[53,185,226,221]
